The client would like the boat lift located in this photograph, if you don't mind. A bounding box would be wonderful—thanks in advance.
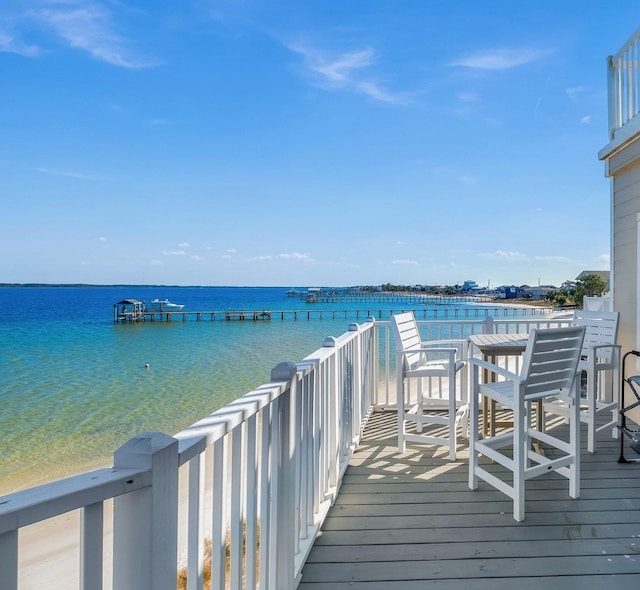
[618,350,640,462]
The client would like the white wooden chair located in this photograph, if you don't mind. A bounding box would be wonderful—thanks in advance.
[543,310,620,452]
[468,325,585,522]
[391,311,467,460]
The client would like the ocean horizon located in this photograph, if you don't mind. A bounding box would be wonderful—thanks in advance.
[0,285,537,495]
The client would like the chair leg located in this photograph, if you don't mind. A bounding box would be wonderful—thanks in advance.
[397,373,406,453]
[448,373,457,461]
[569,380,581,499]
[468,368,479,490]
[416,377,423,434]
[586,367,597,453]
[513,403,526,522]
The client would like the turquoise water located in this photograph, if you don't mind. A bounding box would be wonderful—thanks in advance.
[0,286,530,494]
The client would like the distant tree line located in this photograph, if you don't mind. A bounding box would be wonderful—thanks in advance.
[375,274,609,308]
[379,283,462,295]
[544,274,608,307]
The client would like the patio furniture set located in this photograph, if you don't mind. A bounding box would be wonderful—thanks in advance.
[391,309,622,522]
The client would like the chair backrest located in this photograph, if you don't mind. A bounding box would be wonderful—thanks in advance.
[519,326,586,400]
[572,309,619,363]
[390,312,424,370]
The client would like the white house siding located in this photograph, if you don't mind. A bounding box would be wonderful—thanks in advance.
[602,134,640,419]
[608,145,640,353]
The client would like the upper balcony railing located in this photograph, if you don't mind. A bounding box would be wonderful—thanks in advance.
[608,25,640,140]
[0,313,572,590]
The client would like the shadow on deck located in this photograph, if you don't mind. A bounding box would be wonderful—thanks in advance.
[299,410,640,589]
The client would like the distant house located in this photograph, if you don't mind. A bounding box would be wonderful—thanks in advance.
[598,27,640,362]
[461,280,479,293]
[521,285,556,300]
[496,285,524,299]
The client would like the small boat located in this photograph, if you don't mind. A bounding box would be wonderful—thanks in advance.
[147,298,185,312]
[285,289,299,297]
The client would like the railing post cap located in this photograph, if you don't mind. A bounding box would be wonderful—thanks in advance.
[114,431,177,468]
[323,336,337,347]
[348,323,360,332]
[365,316,376,323]
[270,361,297,382]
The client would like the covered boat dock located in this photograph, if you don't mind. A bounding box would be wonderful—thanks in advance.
[113,299,145,323]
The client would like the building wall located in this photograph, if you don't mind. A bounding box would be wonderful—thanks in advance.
[603,135,640,420]
[607,139,640,357]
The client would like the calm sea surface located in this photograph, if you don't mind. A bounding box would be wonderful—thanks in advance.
[0,286,528,494]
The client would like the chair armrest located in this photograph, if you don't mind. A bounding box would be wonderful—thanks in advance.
[399,347,460,367]
[399,347,459,358]
[582,343,622,367]
[419,338,467,347]
[587,343,621,354]
[468,357,521,382]
[420,339,469,359]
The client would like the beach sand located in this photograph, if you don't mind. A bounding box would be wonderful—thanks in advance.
[15,463,204,589]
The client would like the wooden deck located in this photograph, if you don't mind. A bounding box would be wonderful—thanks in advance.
[299,410,640,588]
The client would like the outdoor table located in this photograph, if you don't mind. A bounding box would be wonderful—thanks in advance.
[468,333,531,437]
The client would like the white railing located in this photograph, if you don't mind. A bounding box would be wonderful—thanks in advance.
[0,319,377,590]
[374,316,573,406]
[608,25,640,139]
[0,313,572,589]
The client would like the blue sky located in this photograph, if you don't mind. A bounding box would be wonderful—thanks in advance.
[1,1,638,288]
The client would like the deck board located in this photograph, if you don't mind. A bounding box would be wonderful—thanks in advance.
[298,410,640,588]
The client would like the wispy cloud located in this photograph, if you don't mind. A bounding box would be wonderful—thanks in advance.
[35,2,157,69]
[192,255,204,261]
[0,29,41,57]
[391,259,419,266]
[479,250,529,260]
[249,252,314,262]
[36,166,95,180]
[533,255,572,264]
[580,115,591,124]
[2,1,157,68]
[287,41,408,104]
[479,251,579,266]
[566,86,587,101]
[457,92,479,103]
[449,47,554,70]
[98,236,107,242]
[162,250,186,256]
[431,166,479,185]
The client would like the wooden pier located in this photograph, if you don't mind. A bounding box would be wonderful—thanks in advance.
[290,290,494,305]
[114,305,555,324]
